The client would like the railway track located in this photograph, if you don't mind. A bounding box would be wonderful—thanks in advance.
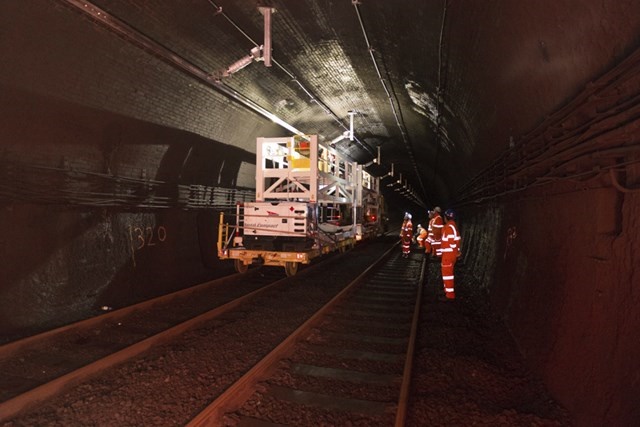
[0,237,400,426]
[189,248,425,426]
[0,267,289,421]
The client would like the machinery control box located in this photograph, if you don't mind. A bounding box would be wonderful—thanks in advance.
[243,201,310,237]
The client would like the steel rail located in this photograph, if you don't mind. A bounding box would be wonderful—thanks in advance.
[0,253,344,422]
[187,242,421,426]
[0,271,257,358]
[394,251,426,427]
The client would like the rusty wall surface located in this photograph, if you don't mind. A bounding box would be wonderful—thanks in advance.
[487,182,640,426]
[456,40,640,424]
[458,183,639,426]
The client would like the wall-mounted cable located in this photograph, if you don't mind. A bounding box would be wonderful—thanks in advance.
[0,159,255,210]
[456,43,640,205]
[206,0,375,158]
[60,0,306,135]
[430,0,449,193]
[352,0,426,208]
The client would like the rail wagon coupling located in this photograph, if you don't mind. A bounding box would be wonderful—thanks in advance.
[217,135,386,276]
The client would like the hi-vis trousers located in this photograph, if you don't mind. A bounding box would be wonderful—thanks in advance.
[441,252,457,299]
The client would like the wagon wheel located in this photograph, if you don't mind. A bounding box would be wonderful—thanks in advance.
[284,261,298,277]
[234,259,249,274]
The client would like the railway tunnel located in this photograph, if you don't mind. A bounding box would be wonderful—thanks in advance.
[0,0,639,425]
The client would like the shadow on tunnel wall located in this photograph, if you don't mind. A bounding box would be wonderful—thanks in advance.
[459,181,639,426]
[0,86,251,342]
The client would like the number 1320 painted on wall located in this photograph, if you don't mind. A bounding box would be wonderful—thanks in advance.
[128,225,167,267]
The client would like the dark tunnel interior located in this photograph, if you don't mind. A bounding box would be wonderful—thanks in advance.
[1,1,639,425]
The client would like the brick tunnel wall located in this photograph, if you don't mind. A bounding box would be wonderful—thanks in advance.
[498,182,639,426]
[0,2,282,340]
[0,1,273,153]
[2,3,639,425]
[460,179,639,425]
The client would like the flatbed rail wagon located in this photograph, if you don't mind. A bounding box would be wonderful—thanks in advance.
[217,134,384,276]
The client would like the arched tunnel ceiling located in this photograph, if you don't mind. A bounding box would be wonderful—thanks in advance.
[71,0,640,209]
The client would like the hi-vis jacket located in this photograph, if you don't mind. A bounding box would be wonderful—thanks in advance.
[427,214,444,253]
[400,220,413,254]
[416,226,427,247]
[441,219,461,257]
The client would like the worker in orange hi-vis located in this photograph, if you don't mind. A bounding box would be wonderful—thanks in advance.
[426,206,444,258]
[440,209,461,301]
[399,212,413,258]
[416,224,427,249]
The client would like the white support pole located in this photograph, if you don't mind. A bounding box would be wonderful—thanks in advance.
[348,110,356,141]
[259,7,274,67]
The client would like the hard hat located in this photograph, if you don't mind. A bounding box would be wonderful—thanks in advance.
[404,212,412,220]
[434,206,441,213]
[444,209,456,219]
